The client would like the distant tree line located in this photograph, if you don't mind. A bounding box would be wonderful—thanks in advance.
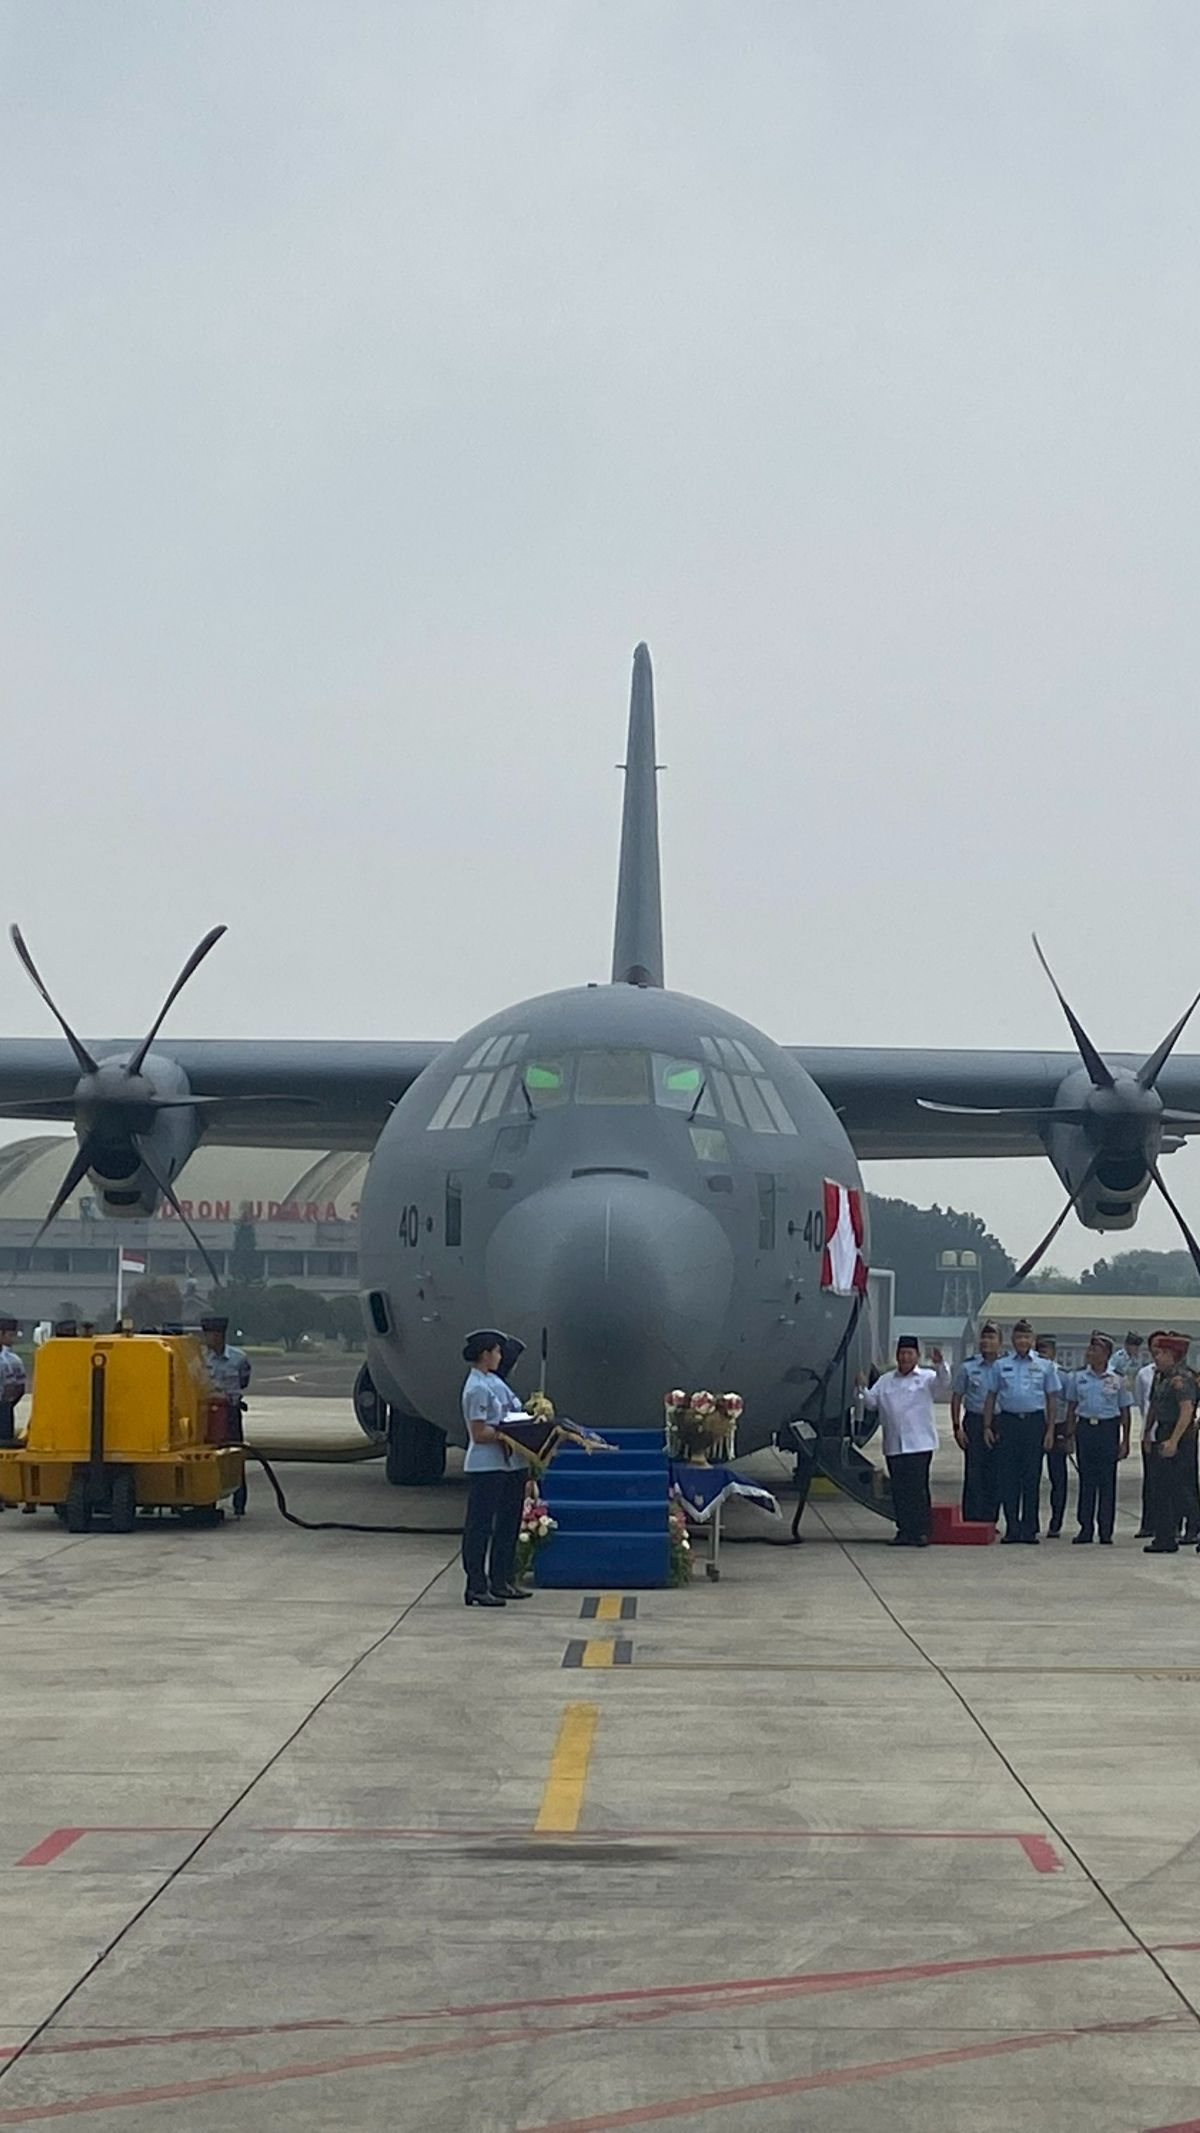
[866,1196,1200,1311]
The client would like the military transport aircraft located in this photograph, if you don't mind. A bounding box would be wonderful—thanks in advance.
[5,643,1200,1490]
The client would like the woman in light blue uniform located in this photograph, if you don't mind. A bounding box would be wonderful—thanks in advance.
[1065,1332,1131,1545]
[460,1328,532,1608]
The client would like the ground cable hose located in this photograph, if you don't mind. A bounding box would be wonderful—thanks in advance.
[250,1451,463,1536]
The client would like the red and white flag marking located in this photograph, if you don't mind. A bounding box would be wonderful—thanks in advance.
[821,1181,868,1295]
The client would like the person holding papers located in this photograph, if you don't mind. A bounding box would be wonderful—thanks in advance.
[460,1328,532,1608]
[859,1337,951,1548]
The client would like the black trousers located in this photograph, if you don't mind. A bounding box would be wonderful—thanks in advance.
[1075,1418,1121,1541]
[887,1450,932,1543]
[996,1413,1045,1540]
[1147,1440,1194,1551]
[961,1413,999,1523]
[1139,1445,1153,1534]
[462,1468,525,1593]
[1182,1434,1200,1542]
[1045,1443,1070,1533]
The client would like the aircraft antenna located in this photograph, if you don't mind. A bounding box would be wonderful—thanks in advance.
[611,642,665,987]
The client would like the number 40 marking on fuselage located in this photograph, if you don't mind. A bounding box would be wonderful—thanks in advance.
[397,1202,421,1245]
[801,1208,825,1252]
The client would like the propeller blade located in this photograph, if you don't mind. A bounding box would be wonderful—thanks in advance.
[1032,935,1114,1090]
[25,1138,98,1258]
[133,1138,222,1287]
[141,1093,321,1111]
[127,926,227,1077]
[1160,1110,1200,1129]
[1006,1156,1099,1288]
[916,1099,1093,1124]
[0,1100,79,1120]
[1138,985,1200,1091]
[10,927,98,1077]
[1148,1160,1200,1286]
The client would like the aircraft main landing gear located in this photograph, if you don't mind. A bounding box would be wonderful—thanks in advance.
[385,1411,447,1488]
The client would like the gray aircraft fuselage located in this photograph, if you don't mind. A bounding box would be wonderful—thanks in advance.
[358,981,872,1452]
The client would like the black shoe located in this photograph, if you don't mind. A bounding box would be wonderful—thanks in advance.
[1099,1536,1113,1546]
[1073,1532,1093,1544]
[1144,1544,1178,1555]
[1135,1528,1152,1538]
[913,1536,930,1548]
[1022,1535,1040,1545]
[492,1584,532,1599]
[1000,1534,1020,1545]
[465,1590,506,1606]
[1047,1525,1062,1539]
[887,1534,913,1547]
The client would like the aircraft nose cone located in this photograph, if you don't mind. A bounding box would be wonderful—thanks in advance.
[485,1174,734,1428]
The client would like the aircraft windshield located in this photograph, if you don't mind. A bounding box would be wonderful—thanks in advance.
[426,1041,797,1132]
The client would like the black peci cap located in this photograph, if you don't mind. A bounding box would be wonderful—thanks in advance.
[895,1334,920,1353]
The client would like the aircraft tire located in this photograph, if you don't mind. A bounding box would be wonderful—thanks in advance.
[385,1412,446,1487]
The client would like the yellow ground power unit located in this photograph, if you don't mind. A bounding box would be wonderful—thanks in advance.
[0,1334,244,1531]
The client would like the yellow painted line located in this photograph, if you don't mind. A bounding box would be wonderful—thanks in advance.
[594,1594,623,1622]
[534,1703,599,1833]
[581,1640,616,1668]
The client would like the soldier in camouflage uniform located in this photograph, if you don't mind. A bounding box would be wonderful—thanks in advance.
[1143,1332,1199,1556]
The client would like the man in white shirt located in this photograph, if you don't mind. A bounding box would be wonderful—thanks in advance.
[859,1337,951,1548]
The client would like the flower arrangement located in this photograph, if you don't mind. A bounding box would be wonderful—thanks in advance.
[668,1499,692,1585]
[513,1490,557,1583]
[664,1389,744,1464]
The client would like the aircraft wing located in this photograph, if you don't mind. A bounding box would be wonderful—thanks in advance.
[0,1039,445,1149]
[3,1038,1200,1158]
[789,1047,1200,1160]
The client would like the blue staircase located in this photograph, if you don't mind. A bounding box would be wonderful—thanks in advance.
[534,1429,670,1588]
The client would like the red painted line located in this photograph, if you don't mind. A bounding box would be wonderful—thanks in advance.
[16,1828,205,1868]
[15,1831,87,1868]
[1015,1834,1064,1874]
[1142,2121,1200,2132]
[517,2018,1174,2133]
[251,1823,1064,1870]
[0,1979,1171,2128]
[11,1936,1196,2068]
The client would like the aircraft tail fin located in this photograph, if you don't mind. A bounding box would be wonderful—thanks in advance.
[611,642,665,988]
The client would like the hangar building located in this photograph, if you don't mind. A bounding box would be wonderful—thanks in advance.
[0,1138,364,1326]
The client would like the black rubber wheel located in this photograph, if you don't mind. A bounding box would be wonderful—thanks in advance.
[352,1364,388,1444]
[64,1471,92,1534]
[385,1411,447,1487]
[110,1469,137,1534]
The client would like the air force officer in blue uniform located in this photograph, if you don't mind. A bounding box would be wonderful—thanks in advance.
[983,1319,1059,1544]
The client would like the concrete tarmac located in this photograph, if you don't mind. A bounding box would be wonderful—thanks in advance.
[1,1415,1200,2130]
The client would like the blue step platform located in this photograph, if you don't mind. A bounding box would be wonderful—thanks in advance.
[534,1428,670,1589]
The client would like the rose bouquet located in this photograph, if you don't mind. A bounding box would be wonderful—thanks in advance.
[513,1491,557,1583]
[663,1389,743,1464]
[668,1499,692,1586]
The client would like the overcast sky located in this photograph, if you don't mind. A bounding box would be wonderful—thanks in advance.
[4,0,1200,1274]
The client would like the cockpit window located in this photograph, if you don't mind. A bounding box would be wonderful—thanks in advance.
[426,1039,796,1133]
[690,1125,730,1163]
[576,1050,651,1105]
[653,1056,714,1114]
[524,1057,572,1105]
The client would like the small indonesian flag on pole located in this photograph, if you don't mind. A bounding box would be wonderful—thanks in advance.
[821,1181,868,1296]
[119,1252,146,1277]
